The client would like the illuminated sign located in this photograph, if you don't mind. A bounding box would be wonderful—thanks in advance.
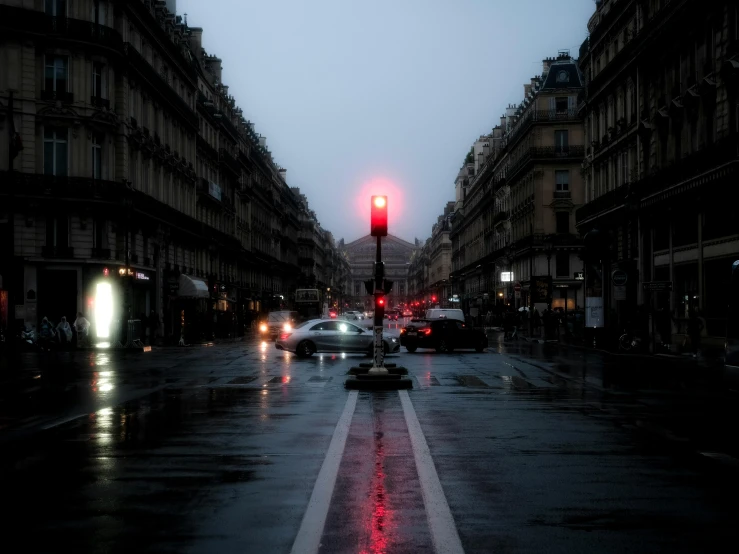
[135,272,150,281]
[501,272,514,282]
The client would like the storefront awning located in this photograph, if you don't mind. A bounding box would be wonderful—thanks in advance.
[178,274,209,298]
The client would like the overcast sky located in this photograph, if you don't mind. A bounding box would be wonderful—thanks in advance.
[178,0,595,244]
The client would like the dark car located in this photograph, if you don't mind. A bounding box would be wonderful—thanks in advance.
[400,318,488,353]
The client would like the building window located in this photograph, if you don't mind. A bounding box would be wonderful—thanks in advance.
[91,0,106,25]
[620,152,628,185]
[93,218,106,249]
[556,252,569,277]
[45,56,68,94]
[556,212,569,234]
[43,127,68,176]
[46,215,69,248]
[555,170,569,191]
[92,61,106,99]
[555,97,569,113]
[92,133,103,179]
[45,0,66,16]
[554,130,569,153]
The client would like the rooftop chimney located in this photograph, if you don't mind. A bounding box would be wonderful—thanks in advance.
[543,57,554,74]
[524,83,532,97]
[279,168,287,183]
[189,27,203,59]
[259,136,267,148]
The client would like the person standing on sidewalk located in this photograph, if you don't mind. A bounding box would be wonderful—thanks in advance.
[687,309,704,359]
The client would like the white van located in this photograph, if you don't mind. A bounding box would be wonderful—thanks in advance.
[424,308,465,322]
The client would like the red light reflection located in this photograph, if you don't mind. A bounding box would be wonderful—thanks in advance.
[360,432,393,554]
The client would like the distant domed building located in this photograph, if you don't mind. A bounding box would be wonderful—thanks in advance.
[341,234,416,311]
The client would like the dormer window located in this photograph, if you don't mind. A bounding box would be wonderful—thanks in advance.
[556,70,570,83]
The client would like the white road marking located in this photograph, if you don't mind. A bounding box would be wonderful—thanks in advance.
[399,390,465,554]
[290,390,359,554]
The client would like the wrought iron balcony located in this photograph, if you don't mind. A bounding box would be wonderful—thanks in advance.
[219,148,241,177]
[125,44,197,130]
[0,172,123,200]
[91,247,111,259]
[42,246,74,258]
[41,89,73,103]
[90,95,110,109]
[553,190,571,199]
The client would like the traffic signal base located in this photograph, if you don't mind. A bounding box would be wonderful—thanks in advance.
[345,364,413,390]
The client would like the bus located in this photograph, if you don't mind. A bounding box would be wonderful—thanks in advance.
[294,289,322,320]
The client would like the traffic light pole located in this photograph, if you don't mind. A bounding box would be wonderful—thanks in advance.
[370,236,387,374]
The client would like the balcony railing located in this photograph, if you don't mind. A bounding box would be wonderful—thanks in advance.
[219,148,241,177]
[553,190,572,199]
[42,245,74,258]
[196,135,219,161]
[0,172,122,200]
[125,44,198,130]
[90,95,110,109]
[507,109,581,148]
[506,145,585,182]
[41,89,73,103]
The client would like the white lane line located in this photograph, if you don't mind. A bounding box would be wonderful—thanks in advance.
[290,390,358,554]
[400,390,465,554]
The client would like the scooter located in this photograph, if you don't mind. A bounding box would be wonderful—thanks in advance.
[19,326,37,350]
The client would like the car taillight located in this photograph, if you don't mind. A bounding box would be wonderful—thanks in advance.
[279,333,291,340]
[422,328,432,336]
[400,328,406,334]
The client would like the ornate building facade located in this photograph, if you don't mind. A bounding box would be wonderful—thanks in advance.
[576,0,739,345]
[0,0,336,342]
[343,234,415,312]
[450,52,587,316]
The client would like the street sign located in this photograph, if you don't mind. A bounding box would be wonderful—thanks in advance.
[514,282,522,292]
[642,281,673,292]
[611,269,628,286]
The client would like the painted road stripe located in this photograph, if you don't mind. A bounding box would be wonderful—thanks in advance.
[290,390,359,554]
[400,390,465,554]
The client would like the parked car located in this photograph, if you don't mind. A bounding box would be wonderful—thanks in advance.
[343,310,363,320]
[425,308,465,322]
[400,318,488,353]
[385,310,400,321]
[259,311,299,340]
[402,309,413,317]
[276,319,400,358]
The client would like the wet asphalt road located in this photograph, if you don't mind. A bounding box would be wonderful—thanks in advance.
[1,320,738,553]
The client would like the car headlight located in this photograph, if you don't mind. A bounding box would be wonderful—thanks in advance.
[391,338,397,342]
[259,324,268,333]
[283,323,292,332]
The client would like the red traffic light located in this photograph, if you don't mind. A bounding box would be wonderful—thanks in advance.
[431,295,437,302]
[377,297,385,306]
[370,195,388,237]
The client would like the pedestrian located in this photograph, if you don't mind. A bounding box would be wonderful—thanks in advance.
[74,312,90,348]
[511,311,520,340]
[149,310,160,345]
[56,316,72,348]
[687,309,704,358]
[533,309,541,337]
[38,316,55,349]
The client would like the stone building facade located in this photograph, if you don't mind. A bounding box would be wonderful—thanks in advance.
[0,0,335,342]
[449,52,587,316]
[343,234,415,312]
[576,0,739,346]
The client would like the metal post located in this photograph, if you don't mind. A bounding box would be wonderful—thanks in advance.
[529,231,534,337]
[5,91,17,356]
[371,236,386,371]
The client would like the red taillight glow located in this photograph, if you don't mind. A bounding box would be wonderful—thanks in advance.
[279,333,291,340]
[423,328,432,336]
[400,328,406,334]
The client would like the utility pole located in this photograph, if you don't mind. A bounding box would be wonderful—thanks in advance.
[5,90,20,356]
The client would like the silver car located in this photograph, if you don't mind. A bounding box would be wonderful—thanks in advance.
[275,318,400,358]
